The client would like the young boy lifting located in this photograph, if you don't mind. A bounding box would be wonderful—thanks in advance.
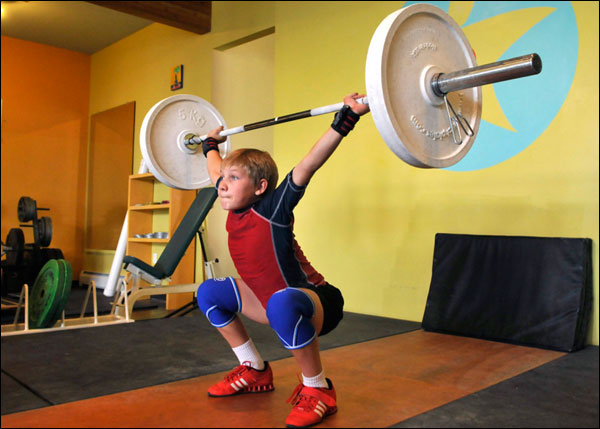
[196,93,370,427]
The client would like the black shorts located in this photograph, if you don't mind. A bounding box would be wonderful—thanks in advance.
[300,283,344,336]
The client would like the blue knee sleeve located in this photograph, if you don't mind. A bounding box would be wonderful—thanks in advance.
[266,288,316,350]
[196,277,241,328]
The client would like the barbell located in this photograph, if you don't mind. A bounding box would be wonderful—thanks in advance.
[140,4,542,190]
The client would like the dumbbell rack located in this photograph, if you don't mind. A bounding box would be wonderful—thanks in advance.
[2,196,63,298]
[17,196,53,248]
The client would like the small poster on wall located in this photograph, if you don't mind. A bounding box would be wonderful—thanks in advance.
[171,65,183,91]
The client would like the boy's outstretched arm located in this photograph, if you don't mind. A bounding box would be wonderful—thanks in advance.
[293,93,370,187]
[203,126,226,185]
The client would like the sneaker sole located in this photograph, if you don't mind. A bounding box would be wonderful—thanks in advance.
[208,383,275,397]
[286,406,337,428]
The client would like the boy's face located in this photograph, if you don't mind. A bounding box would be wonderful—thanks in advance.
[218,164,264,211]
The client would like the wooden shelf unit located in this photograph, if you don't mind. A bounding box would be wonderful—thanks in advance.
[127,173,197,310]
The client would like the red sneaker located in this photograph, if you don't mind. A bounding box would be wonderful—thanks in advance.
[208,361,274,397]
[285,378,337,428]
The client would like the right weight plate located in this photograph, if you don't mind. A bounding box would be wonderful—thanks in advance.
[366,4,482,168]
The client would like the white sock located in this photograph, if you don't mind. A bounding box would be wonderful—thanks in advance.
[232,339,265,370]
[302,371,328,388]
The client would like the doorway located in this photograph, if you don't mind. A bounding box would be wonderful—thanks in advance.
[85,102,135,258]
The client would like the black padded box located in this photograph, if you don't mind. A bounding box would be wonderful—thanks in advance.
[422,234,592,352]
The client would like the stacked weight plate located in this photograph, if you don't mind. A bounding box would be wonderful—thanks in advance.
[28,259,72,329]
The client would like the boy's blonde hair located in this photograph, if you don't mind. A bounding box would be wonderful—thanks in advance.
[221,148,279,195]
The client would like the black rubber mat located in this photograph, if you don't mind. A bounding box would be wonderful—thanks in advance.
[1,311,420,415]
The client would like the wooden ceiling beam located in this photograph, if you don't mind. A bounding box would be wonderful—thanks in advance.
[86,1,211,35]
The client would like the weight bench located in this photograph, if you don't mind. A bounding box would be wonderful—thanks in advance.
[113,187,217,316]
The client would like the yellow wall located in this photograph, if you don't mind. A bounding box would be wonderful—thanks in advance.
[204,31,275,280]
[1,36,90,279]
[86,1,597,344]
[88,1,275,165]
[84,1,276,275]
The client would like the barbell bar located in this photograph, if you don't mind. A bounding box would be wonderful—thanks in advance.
[183,97,368,149]
[431,53,542,97]
[140,4,543,190]
[183,53,540,150]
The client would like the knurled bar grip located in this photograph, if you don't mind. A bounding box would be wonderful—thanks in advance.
[185,98,368,146]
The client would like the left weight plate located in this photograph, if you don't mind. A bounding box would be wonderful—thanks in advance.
[29,259,62,329]
[140,94,231,189]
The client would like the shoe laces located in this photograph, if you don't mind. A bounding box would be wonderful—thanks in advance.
[287,373,324,411]
[287,383,322,411]
[286,382,304,406]
[225,361,252,382]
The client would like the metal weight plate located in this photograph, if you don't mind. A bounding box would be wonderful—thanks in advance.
[18,196,37,222]
[365,4,481,168]
[37,217,53,247]
[140,94,231,189]
[46,259,72,328]
[5,228,25,266]
[29,259,62,329]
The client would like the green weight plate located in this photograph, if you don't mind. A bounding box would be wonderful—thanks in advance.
[61,260,73,312]
[45,259,66,328]
[46,259,65,327]
[29,259,62,329]
[58,259,72,315]
[47,259,72,327]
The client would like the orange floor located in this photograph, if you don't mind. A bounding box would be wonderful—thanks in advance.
[1,330,564,428]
